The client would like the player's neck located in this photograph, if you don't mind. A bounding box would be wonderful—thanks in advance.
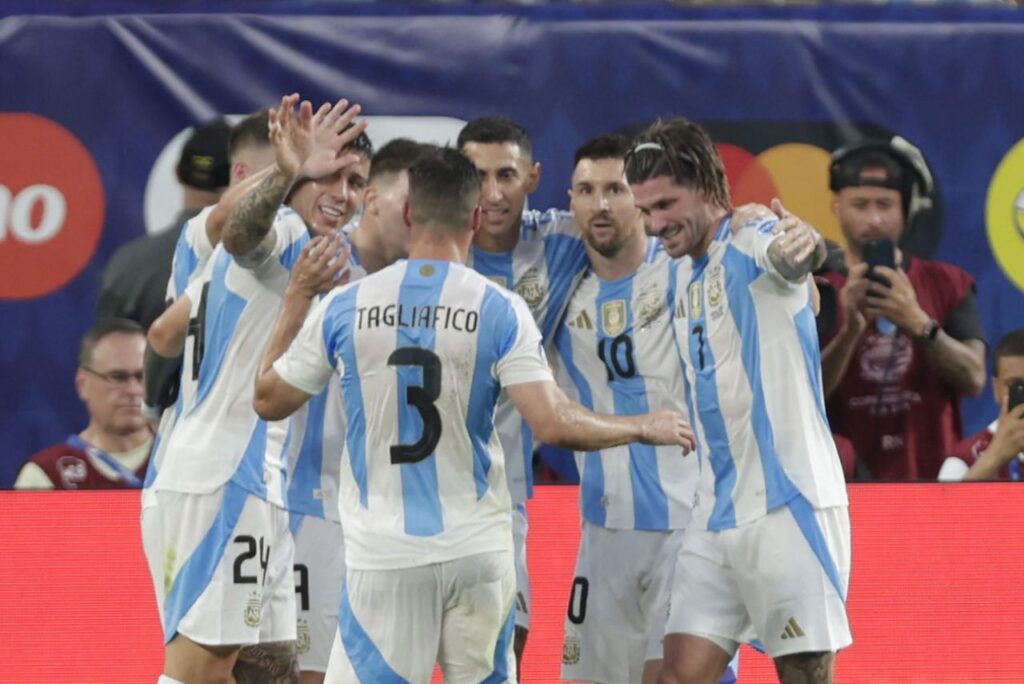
[348,221,391,275]
[408,236,470,264]
[472,224,519,253]
[588,228,648,281]
[79,424,150,455]
[690,207,728,260]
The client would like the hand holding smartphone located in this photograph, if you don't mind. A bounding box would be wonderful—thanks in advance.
[861,238,896,292]
[1009,379,1024,413]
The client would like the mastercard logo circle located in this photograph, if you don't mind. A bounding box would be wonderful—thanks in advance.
[0,113,105,300]
[985,138,1024,293]
[719,142,842,246]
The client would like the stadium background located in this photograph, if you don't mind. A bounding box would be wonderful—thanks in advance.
[2,2,1024,681]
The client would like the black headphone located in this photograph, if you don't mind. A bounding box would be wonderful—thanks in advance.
[829,136,935,224]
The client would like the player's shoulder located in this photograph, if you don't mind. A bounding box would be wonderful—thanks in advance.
[273,205,309,240]
[522,208,579,239]
[726,215,778,251]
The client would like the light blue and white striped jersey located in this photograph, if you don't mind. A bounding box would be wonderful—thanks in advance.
[167,205,218,301]
[553,240,697,531]
[285,240,368,521]
[467,208,589,504]
[274,259,553,570]
[668,217,847,531]
[146,205,220,496]
[150,207,310,508]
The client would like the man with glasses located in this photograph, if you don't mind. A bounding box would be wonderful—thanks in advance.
[15,318,152,489]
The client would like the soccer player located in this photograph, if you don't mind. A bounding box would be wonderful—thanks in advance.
[458,116,590,663]
[252,147,695,683]
[285,138,428,684]
[142,94,368,684]
[144,109,278,423]
[625,119,851,684]
[554,133,724,684]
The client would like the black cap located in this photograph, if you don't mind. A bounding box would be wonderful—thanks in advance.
[175,118,231,190]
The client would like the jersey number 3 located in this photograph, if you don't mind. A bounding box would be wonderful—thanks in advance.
[388,347,443,465]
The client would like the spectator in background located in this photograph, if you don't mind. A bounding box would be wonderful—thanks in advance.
[940,329,1024,481]
[819,137,986,480]
[97,118,231,328]
[15,318,151,489]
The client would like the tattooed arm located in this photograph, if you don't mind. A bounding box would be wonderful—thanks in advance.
[221,164,294,268]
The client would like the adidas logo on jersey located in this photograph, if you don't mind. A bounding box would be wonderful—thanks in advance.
[567,310,594,330]
[780,617,805,640]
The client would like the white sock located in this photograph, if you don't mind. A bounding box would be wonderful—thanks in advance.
[158,676,186,684]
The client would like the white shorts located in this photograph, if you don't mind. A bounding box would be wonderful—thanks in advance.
[324,551,516,684]
[291,513,345,673]
[561,523,684,684]
[666,498,852,658]
[512,503,531,631]
[141,481,297,647]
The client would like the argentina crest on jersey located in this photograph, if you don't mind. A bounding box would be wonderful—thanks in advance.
[635,280,665,328]
[601,300,627,336]
[706,264,727,322]
[688,281,703,320]
[515,267,546,312]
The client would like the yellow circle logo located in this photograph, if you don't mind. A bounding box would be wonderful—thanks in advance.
[419,264,435,276]
[986,139,1024,293]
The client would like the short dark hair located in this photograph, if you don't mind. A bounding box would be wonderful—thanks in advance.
[407,147,481,231]
[457,116,533,160]
[624,118,731,210]
[79,318,145,367]
[228,109,271,161]
[344,126,374,160]
[369,138,430,184]
[994,329,1024,377]
[573,133,631,168]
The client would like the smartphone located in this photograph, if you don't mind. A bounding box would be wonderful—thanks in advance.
[861,238,895,291]
[1009,379,1024,412]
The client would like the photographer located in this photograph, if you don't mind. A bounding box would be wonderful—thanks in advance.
[819,137,986,480]
[940,330,1024,481]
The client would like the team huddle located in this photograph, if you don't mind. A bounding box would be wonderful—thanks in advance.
[140,94,850,684]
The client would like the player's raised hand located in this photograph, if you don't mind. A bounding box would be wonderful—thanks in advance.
[267,93,316,179]
[639,410,696,454]
[768,198,827,274]
[287,233,350,300]
[296,98,367,183]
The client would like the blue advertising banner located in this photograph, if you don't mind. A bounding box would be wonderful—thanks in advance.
[2,4,1023,486]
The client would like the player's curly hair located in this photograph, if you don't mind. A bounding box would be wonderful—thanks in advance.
[625,118,731,211]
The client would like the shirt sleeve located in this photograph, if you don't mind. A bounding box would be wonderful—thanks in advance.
[272,295,340,395]
[495,294,555,387]
[943,289,986,344]
[13,462,56,490]
[736,218,805,288]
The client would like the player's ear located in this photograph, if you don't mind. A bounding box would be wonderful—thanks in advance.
[363,185,379,217]
[402,201,413,229]
[470,205,482,235]
[525,161,541,194]
[74,368,88,401]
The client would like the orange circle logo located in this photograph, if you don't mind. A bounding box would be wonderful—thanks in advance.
[0,114,105,299]
[720,142,841,246]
